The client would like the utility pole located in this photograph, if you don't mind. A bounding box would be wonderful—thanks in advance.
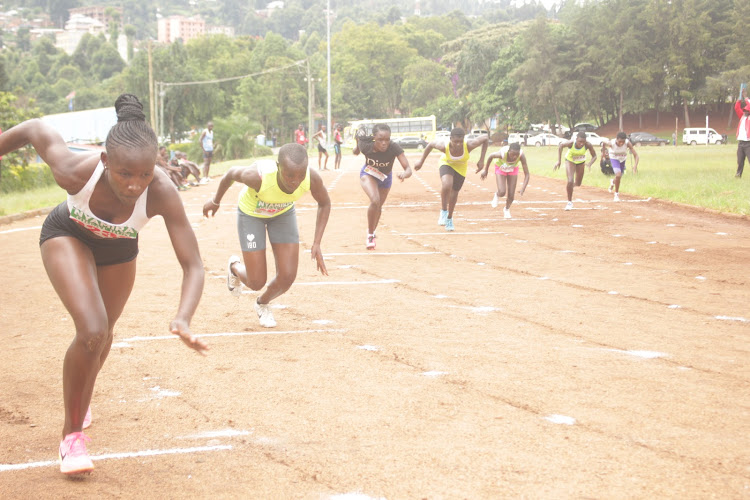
[326,0,331,150]
[148,40,156,131]
[306,60,314,150]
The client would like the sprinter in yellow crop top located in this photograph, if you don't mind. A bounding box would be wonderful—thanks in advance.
[413,127,489,231]
[554,130,597,211]
[203,143,331,328]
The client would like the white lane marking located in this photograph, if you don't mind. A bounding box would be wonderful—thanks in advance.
[318,251,441,256]
[0,225,42,234]
[695,276,706,281]
[357,345,380,351]
[685,248,696,252]
[422,371,447,377]
[602,349,669,359]
[545,414,576,425]
[330,493,385,500]
[668,305,681,309]
[113,329,344,345]
[294,279,399,286]
[398,231,509,236]
[715,316,748,323]
[0,445,232,472]
[448,305,499,313]
[312,319,334,325]
[178,429,251,439]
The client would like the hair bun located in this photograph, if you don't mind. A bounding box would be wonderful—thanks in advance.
[114,93,146,122]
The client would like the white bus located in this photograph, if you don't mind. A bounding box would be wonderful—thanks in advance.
[344,116,437,147]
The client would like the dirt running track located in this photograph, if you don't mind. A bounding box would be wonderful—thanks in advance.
[1,153,748,499]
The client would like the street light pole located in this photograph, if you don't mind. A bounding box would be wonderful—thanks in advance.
[326,0,331,149]
[306,60,313,151]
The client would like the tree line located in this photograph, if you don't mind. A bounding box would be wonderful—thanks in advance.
[1,0,748,163]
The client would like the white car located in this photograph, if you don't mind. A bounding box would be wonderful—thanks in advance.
[526,133,565,147]
[583,132,609,146]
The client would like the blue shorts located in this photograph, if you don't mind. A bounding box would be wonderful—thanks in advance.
[611,159,626,174]
[334,143,341,155]
[236,206,299,253]
[360,165,393,189]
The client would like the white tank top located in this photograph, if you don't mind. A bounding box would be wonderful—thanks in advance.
[67,161,151,239]
[609,139,630,162]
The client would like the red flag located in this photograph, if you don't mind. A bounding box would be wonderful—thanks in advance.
[65,91,76,100]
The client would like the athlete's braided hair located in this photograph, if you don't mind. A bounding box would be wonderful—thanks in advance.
[105,94,158,154]
[356,122,390,143]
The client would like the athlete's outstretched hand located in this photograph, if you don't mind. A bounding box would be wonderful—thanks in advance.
[170,319,209,355]
[311,243,328,276]
[553,161,561,171]
[202,199,220,218]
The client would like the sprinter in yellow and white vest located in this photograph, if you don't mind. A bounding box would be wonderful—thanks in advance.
[203,143,331,328]
[554,130,597,211]
[413,127,489,231]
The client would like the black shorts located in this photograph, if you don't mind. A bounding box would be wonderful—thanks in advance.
[203,150,213,159]
[317,143,327,153]
[39,202,139,266]
[439,164,466,191]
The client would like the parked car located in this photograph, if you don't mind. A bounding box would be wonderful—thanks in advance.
[394,136,428,149]
[435,130,451,141]
[507,132,530,145]
[583,132,609,146]
[628,132,669,146]
[573,122,598,132]
[682,127,726,145]
[526,132,565,147]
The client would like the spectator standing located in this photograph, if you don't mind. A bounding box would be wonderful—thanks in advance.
[199,121,214,184]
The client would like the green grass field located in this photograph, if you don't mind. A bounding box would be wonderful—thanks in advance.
[1,146,748,217]
[478,144,749,215]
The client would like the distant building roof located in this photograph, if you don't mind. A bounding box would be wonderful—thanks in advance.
[41,107,117,144]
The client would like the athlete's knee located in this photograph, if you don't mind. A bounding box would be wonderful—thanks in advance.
[567,180,575,188]
[74,318,110,354]
[244,275,266,291]
[275,269,297,292]
[497,187,507,197]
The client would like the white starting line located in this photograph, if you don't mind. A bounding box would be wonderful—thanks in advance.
[112,329,344,347]
[0,444,233,472]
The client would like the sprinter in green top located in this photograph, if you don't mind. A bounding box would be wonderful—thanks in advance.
[554,131,597,211]
[203,143,331,328]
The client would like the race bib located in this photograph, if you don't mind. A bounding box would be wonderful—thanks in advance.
[611,152,627,161]
[364,165,387,181]
[571,154,586,163]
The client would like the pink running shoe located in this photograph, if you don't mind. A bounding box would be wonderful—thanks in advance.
[82,407,92,429]
[366,234,376,250]
[59,432,94,475]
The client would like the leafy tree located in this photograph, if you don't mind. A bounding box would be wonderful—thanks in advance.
[91,42,126,80]
[332,21,417,117]
[401,59,452,115]
[0,91,42,184]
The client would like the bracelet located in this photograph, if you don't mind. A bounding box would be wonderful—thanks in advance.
[210,197,220,206]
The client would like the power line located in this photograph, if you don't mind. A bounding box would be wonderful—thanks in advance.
[157,59,307,88]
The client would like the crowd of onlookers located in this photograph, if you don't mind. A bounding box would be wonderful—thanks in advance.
[155,146,204,191]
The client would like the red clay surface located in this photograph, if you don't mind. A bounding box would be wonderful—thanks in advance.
[1,152,749,498]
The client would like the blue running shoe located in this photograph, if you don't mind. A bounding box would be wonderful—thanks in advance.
[445,218,455,231]
[438,210,448,225]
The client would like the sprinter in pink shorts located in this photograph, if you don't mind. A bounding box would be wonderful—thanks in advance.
[479,142,529,219]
